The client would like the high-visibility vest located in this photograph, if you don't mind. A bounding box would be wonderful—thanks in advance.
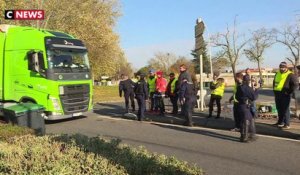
[148,77,156,93]
[212,82,225,97]
[233,84,238,103]
[273,70,292,91]
[170,78,178,93]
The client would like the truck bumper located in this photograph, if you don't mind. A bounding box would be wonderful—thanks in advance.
[45,112,83,120]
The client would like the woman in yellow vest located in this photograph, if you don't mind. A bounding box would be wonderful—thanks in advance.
[147,69,156,112]
[208,74,225,118]
[165,72,178,114]
[273,62,298,129]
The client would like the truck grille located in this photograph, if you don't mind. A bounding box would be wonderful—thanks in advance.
[60,84,90,114]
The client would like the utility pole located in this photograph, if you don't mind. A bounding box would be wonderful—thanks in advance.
[195,18,205,111]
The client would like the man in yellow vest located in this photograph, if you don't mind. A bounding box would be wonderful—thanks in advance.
[273,62,298,129]
[147,69,156,112]
[166,73,178,114]
[208,74,225,119]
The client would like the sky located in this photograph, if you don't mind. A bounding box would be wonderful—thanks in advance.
[116,0,300,71]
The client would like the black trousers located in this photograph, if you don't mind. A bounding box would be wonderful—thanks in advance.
[124,91,135,112]
[155,92,165,114]
[170,95,178,114]
[209,94,222,116]
[183,98,195,124]
[233,103,240,129]
[238,104,256,141]
[149,92,155,111]
[274,92,291,126]
[136,94,145,121]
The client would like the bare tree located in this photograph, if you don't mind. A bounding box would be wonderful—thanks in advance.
[211,17,249,77]
[244,28,275,82]
[148,52,178,75]
[211,51,231,72]
[276,22,300,73]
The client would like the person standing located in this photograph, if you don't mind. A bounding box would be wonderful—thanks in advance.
[179,78,197,126]
[147,69,156,112]
[177,64,192,115]
[236,74,258,142]
[229,73,243,132]
[155,70,167,115]
[119,74,135,113]
[134,73,149,121]
[165,73,178,114]
[208,74,225,119]
[273,62,298,129]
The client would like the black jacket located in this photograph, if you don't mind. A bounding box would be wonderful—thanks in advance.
[134,80,149,99]
[119,79,135,96]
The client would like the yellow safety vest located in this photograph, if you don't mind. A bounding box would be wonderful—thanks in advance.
[233,84,238,103]
[148,77,156,93]
[273,70,292,91]
[170,78,178,93]
[212,82,225,97]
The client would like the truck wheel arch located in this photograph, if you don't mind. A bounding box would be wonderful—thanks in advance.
[20,97,37,104]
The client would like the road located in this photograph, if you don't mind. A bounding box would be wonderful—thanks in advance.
[46,113,300,175]
[46,89,300,175]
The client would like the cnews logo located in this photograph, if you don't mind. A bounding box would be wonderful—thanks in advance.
[5,10,44,20]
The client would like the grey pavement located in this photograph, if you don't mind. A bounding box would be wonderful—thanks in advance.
[94,101,300,140]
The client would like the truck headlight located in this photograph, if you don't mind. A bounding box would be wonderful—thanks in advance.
[59,86,64,95]
[50,97,61,110]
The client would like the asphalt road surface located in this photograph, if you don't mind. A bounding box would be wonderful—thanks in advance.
[46,89,300,175]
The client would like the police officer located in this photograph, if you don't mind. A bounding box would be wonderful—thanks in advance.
[147,69,156,112]
[165,72,178,114]
[119,74,135,113]
[273,62,298,129]
[229,73,243,132]
[235,73,258,142]
[134,73,149,121]
[208,74,225,118]
[179,78,196,126]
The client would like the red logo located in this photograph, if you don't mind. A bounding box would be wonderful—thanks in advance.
[5,10,44,20]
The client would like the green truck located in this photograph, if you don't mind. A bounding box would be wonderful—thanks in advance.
[0,24,93,120]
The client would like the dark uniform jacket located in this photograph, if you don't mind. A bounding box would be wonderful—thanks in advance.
[177,71,192,91]
[119,79,135,96]
[179,82,196,102]
[134,80,149,99]
[236,84,258,119]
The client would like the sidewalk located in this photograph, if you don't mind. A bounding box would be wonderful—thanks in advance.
[141,110,300,140]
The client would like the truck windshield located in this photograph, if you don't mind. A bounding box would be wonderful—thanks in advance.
[47,49,90,72]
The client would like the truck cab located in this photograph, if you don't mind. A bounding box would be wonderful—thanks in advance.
[0,25,93,120]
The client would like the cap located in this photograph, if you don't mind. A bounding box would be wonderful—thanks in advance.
[149,69,155,74]
[169,72,175,76]
[279,61,287,68]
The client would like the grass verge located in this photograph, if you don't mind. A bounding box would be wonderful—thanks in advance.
[93,85,122,103]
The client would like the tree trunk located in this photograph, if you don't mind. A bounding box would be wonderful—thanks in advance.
[231,64,236,79]
[257,61,263,86]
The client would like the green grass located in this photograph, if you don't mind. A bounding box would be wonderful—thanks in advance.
[93,86,123,103]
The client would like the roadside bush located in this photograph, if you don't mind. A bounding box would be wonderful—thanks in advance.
[0,134,204,175]
[0,123,34,141]
[0,135,127,174]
